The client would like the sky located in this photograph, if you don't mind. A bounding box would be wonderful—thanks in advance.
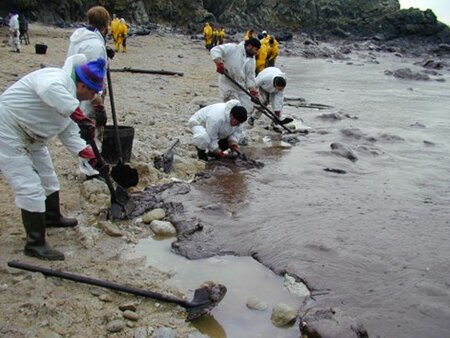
[399,0,450,26]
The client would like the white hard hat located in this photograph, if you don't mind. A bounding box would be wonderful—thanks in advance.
[262,30,267,35]
[120,18,125,23]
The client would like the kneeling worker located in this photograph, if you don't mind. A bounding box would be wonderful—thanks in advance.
[188,100,247,161]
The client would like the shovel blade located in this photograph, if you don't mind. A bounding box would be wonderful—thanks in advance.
[186,283,227,321]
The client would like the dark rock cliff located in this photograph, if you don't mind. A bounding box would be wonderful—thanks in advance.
[2,0,450,42]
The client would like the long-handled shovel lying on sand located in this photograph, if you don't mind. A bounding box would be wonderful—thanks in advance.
[106,66,139,189]
[90,141,128,219]
[223,72,293,133]
[8,261,227,321]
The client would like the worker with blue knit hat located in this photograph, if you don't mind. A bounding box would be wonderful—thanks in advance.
[0,54,107,261]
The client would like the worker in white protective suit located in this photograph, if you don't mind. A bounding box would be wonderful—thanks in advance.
[188,100,247,161]
[248,67,287,127]
[8,10,21,53]
[0,55,108,261]
[210,37,261,115]
[67,5,113,174]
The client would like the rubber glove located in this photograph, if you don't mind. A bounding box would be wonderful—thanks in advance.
[250,89,260,104]
[230,144,239,153]
[70,107,95,142]
[216,62,225,74]
[93,104,107,126]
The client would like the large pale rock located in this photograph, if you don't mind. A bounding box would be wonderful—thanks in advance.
[271,303,298,327]
[142,208,166,223]
[150,220,177,236]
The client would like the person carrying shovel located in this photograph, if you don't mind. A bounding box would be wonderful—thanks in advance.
[248,66,287,129]
[188,100,247,161]
[0,55,108,261]
[210,37,261,117]
[67,5,114,175]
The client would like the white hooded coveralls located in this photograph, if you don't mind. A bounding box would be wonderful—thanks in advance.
[254,67,286,119]
[8,13,20,52]
[188,100,244,151]
[0,55,90,212]
[67,27,108,115]
[210,42,256,114]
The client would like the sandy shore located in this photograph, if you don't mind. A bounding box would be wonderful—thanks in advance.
[0,23,228,337]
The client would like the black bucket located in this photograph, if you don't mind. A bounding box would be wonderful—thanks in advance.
[101,125,135,164]
[35,44,48,55]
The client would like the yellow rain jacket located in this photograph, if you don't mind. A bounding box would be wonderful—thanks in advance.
[244,30,254,41]
[115,19,128,52]
[110,17,120,43]
[218,28,225,44]
[255,42,270,74]
[203,23,213,48]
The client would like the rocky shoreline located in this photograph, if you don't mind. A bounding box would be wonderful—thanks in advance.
[0,21,449,337]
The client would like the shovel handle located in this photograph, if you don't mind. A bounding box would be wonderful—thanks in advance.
[223,72,292,133]
[106,66,124,163]
[7,261,198,308]
[89,141,117,201]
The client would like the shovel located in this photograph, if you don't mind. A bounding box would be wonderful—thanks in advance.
[153,139,180,173]
[106,66,139,188]
[8,261,226,321]
[90,140,128,219]
[223,72,293,133]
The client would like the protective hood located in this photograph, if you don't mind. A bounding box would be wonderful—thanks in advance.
[62,54,88,76]
[69,28,103,46]
[224,99,240,118]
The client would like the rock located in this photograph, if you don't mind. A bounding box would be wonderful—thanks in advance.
[134,327,148,338]
[150,220,177,236]
[246,297,268,311]
[97,221,123,237]
[153,327,177,338]
[271,303,298,327]
[99,294,113,302]
[106,319,125,333]
[330,142,358,162]
[392,68,430,81]
[283,274,310,297]
[142,208,166,224]
[123,310,140,321]
[300,307,368,338]
[119,302,138,312]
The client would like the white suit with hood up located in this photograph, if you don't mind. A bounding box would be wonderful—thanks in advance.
[255,67,286,118]
[0,54,90,212]
[67,27,107,116]
[210,42,256,114]
[188,100,244,151]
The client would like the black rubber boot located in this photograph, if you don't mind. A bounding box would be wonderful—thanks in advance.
[21,209,65,261]
[196,147,209,161]
[45,191,78,228]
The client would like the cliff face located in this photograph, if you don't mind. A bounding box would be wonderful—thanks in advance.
[3,0,450,41]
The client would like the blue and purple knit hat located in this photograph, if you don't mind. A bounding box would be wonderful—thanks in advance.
[75,58,106,93]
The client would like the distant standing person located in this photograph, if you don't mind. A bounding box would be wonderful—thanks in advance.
[218,27,225,45]
[110,14,120,48]
[116,18,128,53]
[67,5,111,174]
[8,10,20,53]
[188,100,247,161]
[203,22,213,50]
[248,67,287,126]
[210,37,261,115]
